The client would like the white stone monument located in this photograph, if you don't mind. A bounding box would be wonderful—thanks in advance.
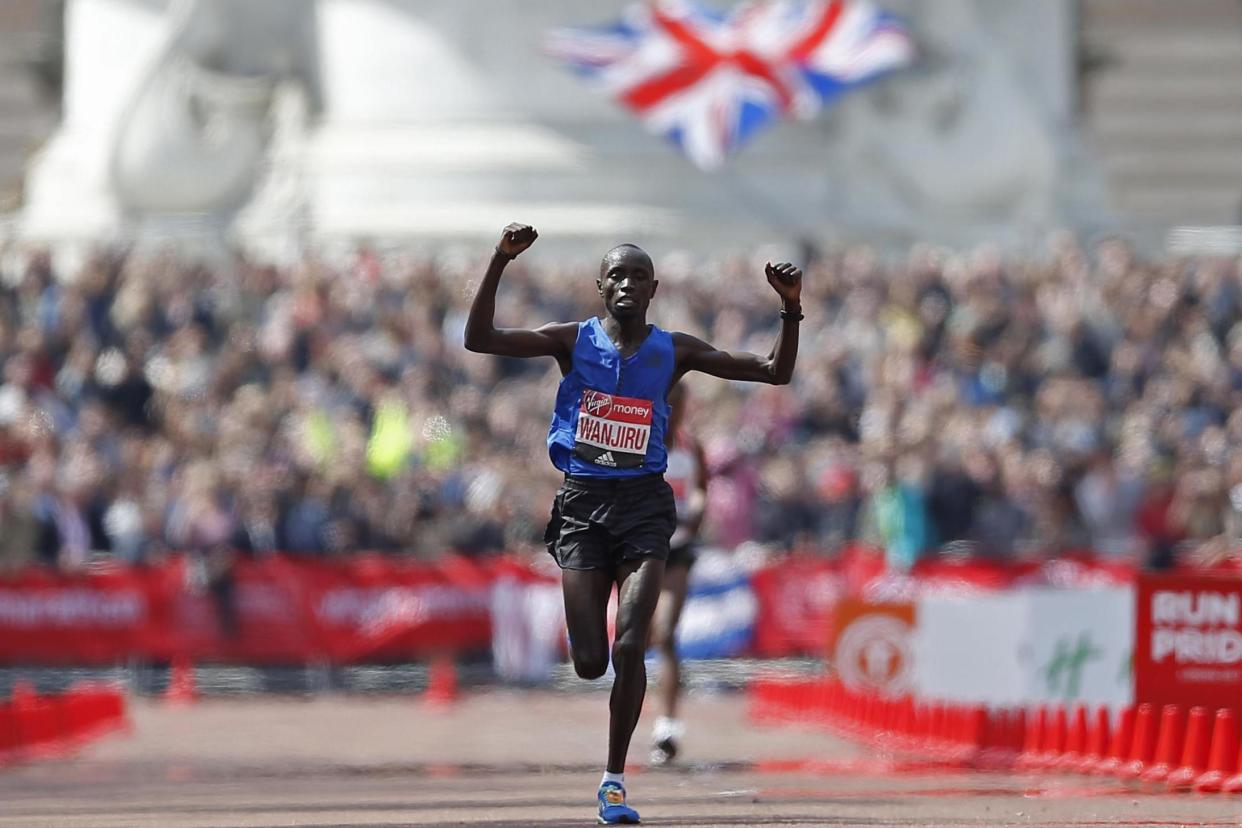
[19,0,1108,255]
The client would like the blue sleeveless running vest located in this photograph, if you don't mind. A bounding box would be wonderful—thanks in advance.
[548,317,675,477]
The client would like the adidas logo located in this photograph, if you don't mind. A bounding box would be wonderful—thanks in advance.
[596,451,617,467]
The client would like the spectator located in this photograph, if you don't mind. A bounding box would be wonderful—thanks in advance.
[0,237,1238,572]
[1075,450,1145,558]
[0,475,39,572]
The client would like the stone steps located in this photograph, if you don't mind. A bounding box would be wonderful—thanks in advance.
[1081,0,1242,227]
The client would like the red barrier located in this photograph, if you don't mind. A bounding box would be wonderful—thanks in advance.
[746,676,1241,796]
[0,703,20,758]
[0,555,513,665]
[0,547,1148,664]
[14,695,60,757]
[1134,573,1242,711]
[0,566,172,664]
[0,685,128,766]
[749,556,844,657]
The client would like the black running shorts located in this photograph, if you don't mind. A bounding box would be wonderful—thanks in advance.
[666,540,698,569]
[544,473,677,570]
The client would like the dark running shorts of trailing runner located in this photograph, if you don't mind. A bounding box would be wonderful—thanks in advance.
[666,540,698,569]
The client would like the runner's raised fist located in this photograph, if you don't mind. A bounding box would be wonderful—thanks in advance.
[498,223,538,258]
[765,262,802,304]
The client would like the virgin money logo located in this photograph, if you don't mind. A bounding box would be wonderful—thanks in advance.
[583,390,612,418]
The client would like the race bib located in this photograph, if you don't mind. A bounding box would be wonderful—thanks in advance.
[573,389,653,469]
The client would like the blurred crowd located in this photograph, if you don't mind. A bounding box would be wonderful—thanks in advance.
[1,234,1241,574]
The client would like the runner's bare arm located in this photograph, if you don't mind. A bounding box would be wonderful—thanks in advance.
[671,437,710,546]
[673,262,802,384]
[686,438,709,533]
[464,223,576,362]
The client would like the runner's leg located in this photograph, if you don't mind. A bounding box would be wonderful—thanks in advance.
[607,556,665,773]
[650,562,690,720]
[562,568,615,679]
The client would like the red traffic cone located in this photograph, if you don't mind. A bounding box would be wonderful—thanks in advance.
[1194,709,1239,793]
[1078,706,1111,774]
[974,707,1014,769]
[838,689,856,730]
[886,696,902,734]
[57,688,92,746]
[952,705,987,764]
[747,678,773,722]
[1140,705,1185,783]
[1212,710,1242,794]
[912,700,929,748]
[862,695,878,731]
[10,680,36,706]
[1220,728,1242,794]
[927,703,947,748]
[957,706,981,747]
[829,680,845,716]
[1007,707,1027,754]
[0,701,20,757]
[968,706,993,748]
[1167,706,1211,790]
[164,656,198,706]
[13,694,58,754]
[813,679,830,719]
[1058,704,1089,771]
[1119,703,1158,779]
[1095,705,1134,776]
[423,656,459,706]
[896,697,915,741]
[1018,706,1047,769]
[1038,705,1068,769]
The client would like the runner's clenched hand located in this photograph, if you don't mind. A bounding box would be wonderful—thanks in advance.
[498,223,538,258]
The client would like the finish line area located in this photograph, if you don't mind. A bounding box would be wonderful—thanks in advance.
[1,692,1237,828]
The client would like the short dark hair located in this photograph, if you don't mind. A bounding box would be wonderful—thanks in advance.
[599,244,653,277]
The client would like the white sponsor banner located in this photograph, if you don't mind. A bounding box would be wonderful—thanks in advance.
[913,586,1133,707]
[491,578,566,684]
[1019,587,1133,707]
[0,588,146,627]
[913,592,1027,705]
[675,549,758,659]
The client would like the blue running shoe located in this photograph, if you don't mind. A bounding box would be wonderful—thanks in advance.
[597,781,640,824]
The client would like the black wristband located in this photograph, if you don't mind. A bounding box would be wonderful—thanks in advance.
[780,307,803,322]
[494,246,516,261]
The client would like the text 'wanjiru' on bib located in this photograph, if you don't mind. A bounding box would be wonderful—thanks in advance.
[573,389,653,468]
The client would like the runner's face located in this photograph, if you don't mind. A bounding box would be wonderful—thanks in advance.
[598,247,656,320]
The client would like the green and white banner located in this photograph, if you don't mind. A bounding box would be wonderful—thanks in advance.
[913,587,1133,707]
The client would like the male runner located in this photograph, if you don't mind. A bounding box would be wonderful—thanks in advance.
[648,383,709,766]
[465,223,801,825]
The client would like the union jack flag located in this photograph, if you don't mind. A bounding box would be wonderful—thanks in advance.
[546,0,914,170]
